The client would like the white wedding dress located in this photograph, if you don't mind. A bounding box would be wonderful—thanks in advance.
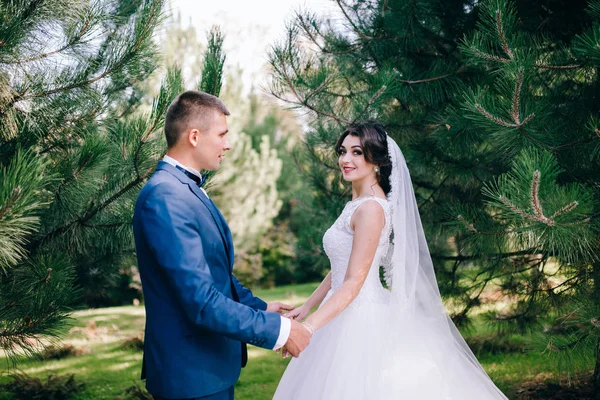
[274,135,508,399]
[273,201,508,399]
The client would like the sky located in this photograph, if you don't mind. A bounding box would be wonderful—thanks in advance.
[170,0,339,92]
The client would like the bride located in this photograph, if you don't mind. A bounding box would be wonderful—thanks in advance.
[273,122,507,399]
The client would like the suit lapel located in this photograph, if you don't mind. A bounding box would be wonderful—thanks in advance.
[210,200,235,272]
[156,162,233,269]
[188,184,233,268]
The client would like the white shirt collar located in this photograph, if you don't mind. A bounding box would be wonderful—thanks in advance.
[162,155,209,197]
[162,155,202,180]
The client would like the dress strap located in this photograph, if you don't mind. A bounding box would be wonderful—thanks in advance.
[344,196,390,233]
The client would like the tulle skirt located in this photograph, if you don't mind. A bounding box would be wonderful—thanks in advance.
[273,298,507,400]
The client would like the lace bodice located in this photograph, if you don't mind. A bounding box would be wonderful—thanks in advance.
[322,197,391,306]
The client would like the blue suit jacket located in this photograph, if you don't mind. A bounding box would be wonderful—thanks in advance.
[132,161,281,399]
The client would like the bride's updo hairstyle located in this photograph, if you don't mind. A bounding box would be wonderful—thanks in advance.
[335,121,392,195]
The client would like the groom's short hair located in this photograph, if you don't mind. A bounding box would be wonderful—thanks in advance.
[164,90,230,148]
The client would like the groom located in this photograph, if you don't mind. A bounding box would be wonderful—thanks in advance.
[133,90,311,400]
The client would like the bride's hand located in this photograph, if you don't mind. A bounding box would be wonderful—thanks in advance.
[277,346,290,358]
[266,302,294,314]
[284,304,310,321]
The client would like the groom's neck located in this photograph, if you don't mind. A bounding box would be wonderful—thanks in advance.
[166,149,196,170]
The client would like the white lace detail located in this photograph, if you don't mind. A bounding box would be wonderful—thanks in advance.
[322,197,391,307]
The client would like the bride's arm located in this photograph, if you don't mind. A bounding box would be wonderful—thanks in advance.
[286,272,332,320]
[305,272,333,310]
[303,201,385,332]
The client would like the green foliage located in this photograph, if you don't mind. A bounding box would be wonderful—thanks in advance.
[199,26,226,97]
[37,344,87,361]
[0,254,78,362]
[0,150,50,270]
[465,333,526,356]
[227,89,308,285]
[232,251,264,288]
[122,382,154,400]
[481,149,597,263]
[2,372,85,400]
[0,0,169,362]
[121,334,144,351]
[269,0,600,388]
[258,222,298,287]
[211,132,282,251]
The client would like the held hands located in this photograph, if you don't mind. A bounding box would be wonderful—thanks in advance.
[279,319,312,358]
[283,303,310,321]
[269,302,311,357]
[266,302,295,314]
[277,303,313,358]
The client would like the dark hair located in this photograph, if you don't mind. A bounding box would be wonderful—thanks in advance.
[164,90,230,148]
[335,121,392,195]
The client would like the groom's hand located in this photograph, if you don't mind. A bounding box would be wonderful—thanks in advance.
[266,302,294,314]
[283,319,311,357]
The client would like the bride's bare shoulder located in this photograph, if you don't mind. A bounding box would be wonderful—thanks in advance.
[350,199,385,231]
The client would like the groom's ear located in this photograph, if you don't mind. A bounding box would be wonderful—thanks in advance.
[188,128,200,147]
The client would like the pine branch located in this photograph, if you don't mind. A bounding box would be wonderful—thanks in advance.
[545,333,590,353]
[272,58,350,124]
[456,214,508,235]
[199,26,225,97]
[520,113,535,125]
[13,0,162,102]
[501,195,550,224]
[0,186,22,221]
[296,14,330,55]
[551,136,598,150]
[457,214,477,232]
[335,0,374,40]
[495,10,514,59]
[475,103,535,128]
[535,63,583,70]
[530,170,544,217]
[418,175,449,208]
[7,15,94,65]
[382,0,388,17]
[353,85,386,121]
[499,171,581,227]
[534,274,583,294]
[304,74,336,103]
[399,65,467,85]
[550,201,579,219]
[33,164,153,248]
[80,222,129,229]
[475,103,519,127]
[511,68,524,124]
[471,48,510,63]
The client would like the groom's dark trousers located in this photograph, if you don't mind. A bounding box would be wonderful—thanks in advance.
[153,385,234,400]
[133,161,281,399]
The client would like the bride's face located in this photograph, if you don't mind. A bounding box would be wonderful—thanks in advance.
[338,134,376,182]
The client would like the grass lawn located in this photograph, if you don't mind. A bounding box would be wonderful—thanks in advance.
[0,282,589,399]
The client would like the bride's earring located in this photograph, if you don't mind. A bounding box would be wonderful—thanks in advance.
[374,166,380,175]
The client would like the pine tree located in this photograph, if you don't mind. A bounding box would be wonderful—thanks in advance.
[0,0,175,361]
[269,0,481,284]
[456,0,600,393]
[269,0,600,393]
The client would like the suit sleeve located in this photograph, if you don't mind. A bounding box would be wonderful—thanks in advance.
[231,275,268,311]
[139,183,280,349]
